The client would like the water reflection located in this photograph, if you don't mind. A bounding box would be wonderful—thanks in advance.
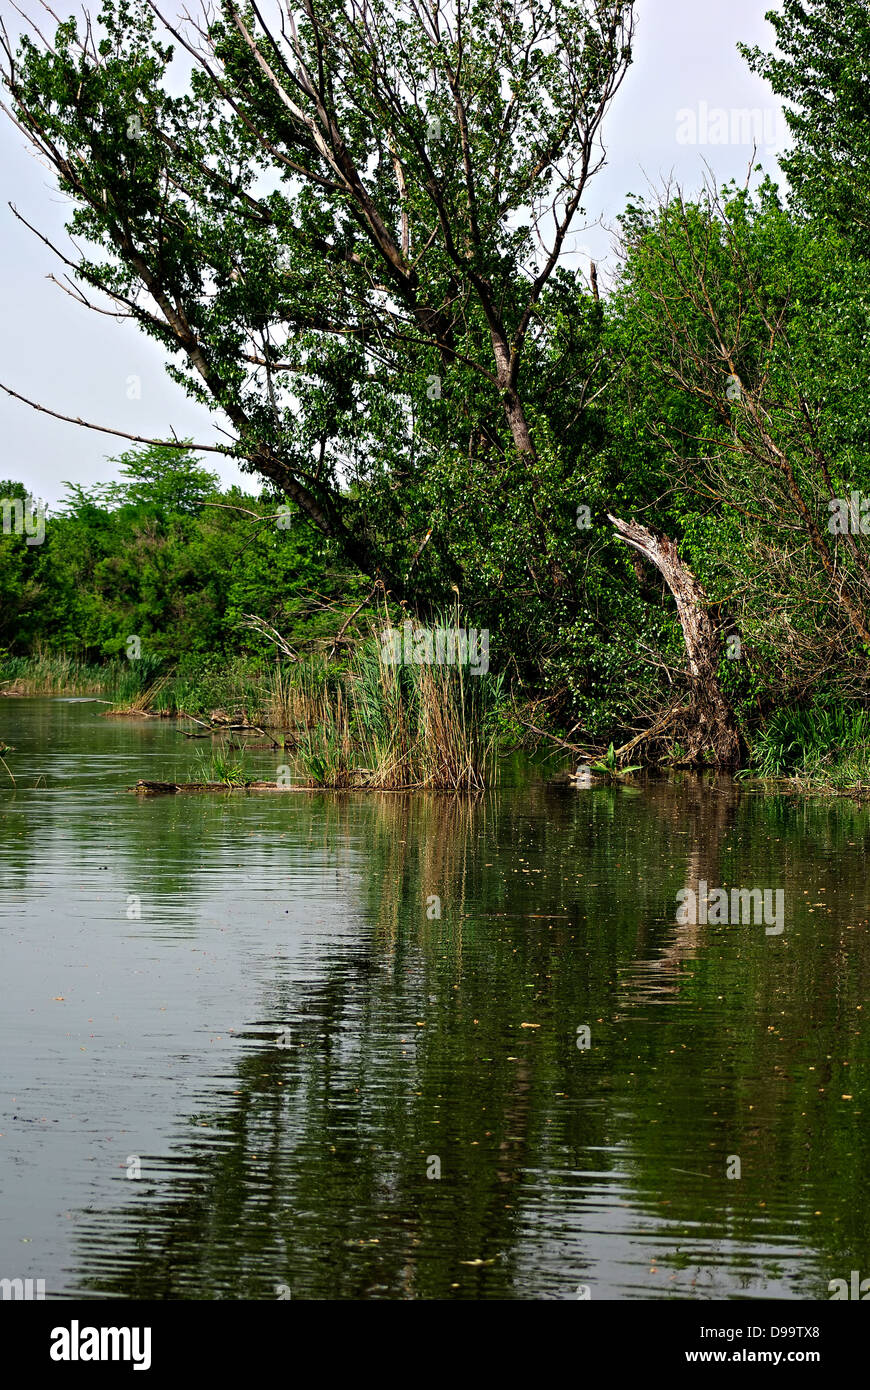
[1,700,869,1299]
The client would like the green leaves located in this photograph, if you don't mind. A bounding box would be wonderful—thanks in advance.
[1,0,635,630]
[0,444,368,662]
[590,743,641,777]
[741,1,870,257]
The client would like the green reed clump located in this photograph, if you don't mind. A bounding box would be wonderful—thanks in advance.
[0,650,121,696]
[297,725,355,788]
[297,617,503,790]
[188,744,253,786]
[749,699,870,784]
[107,654,170,712]
[1,628,507,789]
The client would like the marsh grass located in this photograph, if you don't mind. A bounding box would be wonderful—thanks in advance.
[0,650,117,696]
[188,744,253,786]
[2,621,506,788]
[108,663,172,714]
[748,699,870,789]
[297,618,503,790]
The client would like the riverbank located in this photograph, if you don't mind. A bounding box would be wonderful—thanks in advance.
[1,647,509,791]
[3,653,870,797]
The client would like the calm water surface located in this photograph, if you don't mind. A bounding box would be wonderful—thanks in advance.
[1,698,869,1300]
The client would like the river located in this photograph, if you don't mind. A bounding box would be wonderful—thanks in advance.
[1,697,868,1299]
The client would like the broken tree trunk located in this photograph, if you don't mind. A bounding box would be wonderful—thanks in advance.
[608,515,744,769]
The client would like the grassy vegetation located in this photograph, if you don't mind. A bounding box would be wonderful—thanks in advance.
[746,701,870,793]
[0,650,117,697]
[0,649,307,725]
[7,648,870,795]
[296,628,504,791]
[2,624,507,791]
[188,746,254,787]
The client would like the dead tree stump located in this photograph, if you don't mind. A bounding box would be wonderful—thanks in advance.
[608,514,744,769]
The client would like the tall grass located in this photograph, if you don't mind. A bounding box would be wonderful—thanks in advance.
[297,620,503,790]
[749,699,870,788]
[0,650,169,704]
[267,658,337,731]
[1,624,506,788]
[0,650,119,696]
[0,649,283,719]
[188,744,253,786]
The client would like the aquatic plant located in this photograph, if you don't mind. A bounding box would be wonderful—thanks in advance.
[749,701,870,779]
[189,745,253,787]
[590,744,642,779]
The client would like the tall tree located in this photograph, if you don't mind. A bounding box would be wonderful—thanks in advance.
[610,180,870,720]
[0,0,634,609]
[740,0,870,255]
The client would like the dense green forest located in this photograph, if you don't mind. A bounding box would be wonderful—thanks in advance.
[0,446,367,663]
[1,0,869,786]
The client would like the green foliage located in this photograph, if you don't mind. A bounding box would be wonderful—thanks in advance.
[189,745,253,786]
[741,1,870,257]
[749,700,870,779]
[0,444,368,664]
[590,743,642,777]
[0,0,635,685]
[297,623,506,789]
[609,176,870,714]
[3,1,870,780]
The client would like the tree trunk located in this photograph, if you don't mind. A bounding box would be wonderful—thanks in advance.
[608,515,744,768]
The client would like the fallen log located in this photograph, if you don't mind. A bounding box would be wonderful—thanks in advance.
[129,779,297,795]
[127,779,431,795]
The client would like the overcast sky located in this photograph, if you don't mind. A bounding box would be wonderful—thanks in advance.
[0,0,788,506]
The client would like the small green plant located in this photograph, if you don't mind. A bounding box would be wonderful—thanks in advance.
[297,728,354,787]
[590,743,642,779]
[189,745,252,786]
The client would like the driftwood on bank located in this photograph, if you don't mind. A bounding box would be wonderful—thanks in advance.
[612,701,683,762]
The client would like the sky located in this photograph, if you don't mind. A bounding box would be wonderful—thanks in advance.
[0,0,789,506]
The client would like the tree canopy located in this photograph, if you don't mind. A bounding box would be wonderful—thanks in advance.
[3,0,870,759]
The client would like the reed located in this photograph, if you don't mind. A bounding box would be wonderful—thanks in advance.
[0,650,120,696]
[1,623,507,789]
[749,699,870,779]
[188,744,253,786]
[297,617,503,790]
